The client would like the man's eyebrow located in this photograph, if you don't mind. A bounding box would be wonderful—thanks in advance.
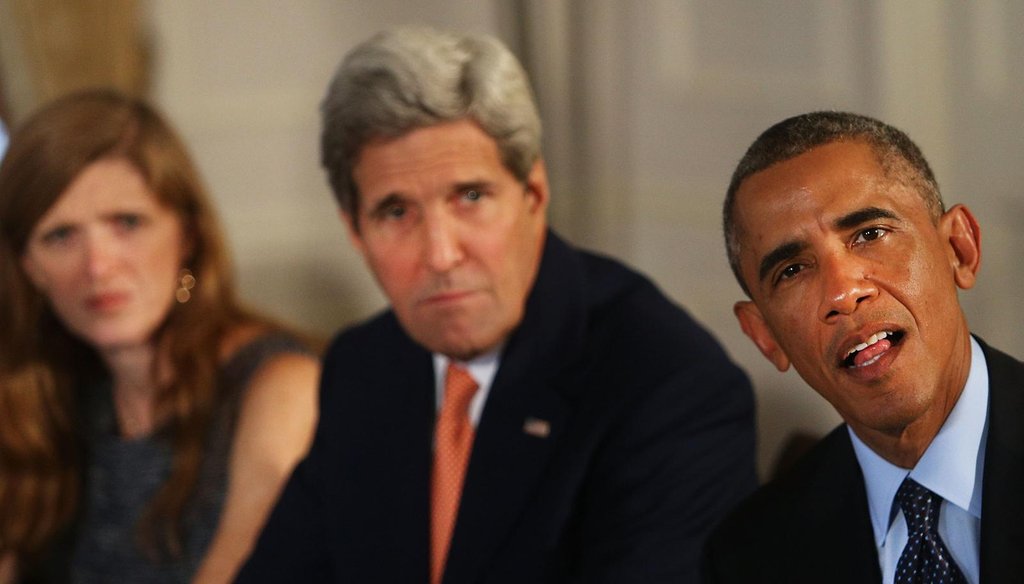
[834,206,899,230]
[758,241,806,284]
[366,193,405,217]
[452,180,490,193]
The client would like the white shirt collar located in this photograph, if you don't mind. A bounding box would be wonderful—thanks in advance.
[849,336,989,546]
[433,348,502,427]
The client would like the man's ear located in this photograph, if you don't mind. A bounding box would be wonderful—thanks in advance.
[734,300,791,372]
[339,210,366,256]
[941,204,981,290]
[524,159,550,215]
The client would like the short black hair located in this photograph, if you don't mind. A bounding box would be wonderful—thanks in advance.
[723,111,943,295]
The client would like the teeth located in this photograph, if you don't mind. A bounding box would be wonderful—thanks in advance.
[846,331,891,357]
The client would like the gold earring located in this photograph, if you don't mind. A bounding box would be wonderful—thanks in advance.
[176,269,196,303]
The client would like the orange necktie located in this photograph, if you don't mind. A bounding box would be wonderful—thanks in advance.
[430,363,479,584]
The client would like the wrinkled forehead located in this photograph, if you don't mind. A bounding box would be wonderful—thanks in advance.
[731,141,912,254]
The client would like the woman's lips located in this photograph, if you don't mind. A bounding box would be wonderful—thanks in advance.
[86,292,129,311]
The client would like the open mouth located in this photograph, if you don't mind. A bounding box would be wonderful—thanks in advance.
[841,330,905,368]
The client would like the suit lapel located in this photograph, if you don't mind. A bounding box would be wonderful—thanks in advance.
[978,339,1024,583]
[446,369,572,581]
[787,428,882,583]
[442,233,587,583]
[770,424,884,577]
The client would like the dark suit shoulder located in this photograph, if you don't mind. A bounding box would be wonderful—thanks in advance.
[976,336,1024,582]
[704,425,879,583]
[713,425,853,535]
[318,309,431,419]
[567,247,750,426]
[324,310,403,359]
[576,248,736,367]
[529,237,757,582]
[977,336,1024,387]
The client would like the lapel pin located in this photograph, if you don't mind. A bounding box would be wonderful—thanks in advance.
[522,416,551,439]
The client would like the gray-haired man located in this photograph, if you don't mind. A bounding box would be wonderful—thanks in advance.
[239,27,756,584]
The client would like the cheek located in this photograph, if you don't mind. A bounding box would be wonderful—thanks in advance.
[890,242,954,315]
[763,304,821,366]
[478,245,523,303]
[33,265,81,306]
[366,248,420,297]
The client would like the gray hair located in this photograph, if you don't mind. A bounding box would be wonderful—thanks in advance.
[320,26,542,220]
[723,111,943,296]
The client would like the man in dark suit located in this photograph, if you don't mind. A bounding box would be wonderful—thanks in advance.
[236,27,756,583]
[704,111,1024,583]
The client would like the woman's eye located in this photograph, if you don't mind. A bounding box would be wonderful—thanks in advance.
[116,214,143,229]
[41,225,74,245]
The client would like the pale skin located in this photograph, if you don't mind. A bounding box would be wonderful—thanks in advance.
[343,118,549,361]
[18,158,319,583]
[191,328,319,584]
[730,141,981,468]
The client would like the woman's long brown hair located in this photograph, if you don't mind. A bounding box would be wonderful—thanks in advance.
[0,89,263,561]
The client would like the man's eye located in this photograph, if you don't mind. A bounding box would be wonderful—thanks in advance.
[462,189,482,202]
[382,204,406,219]
[778,264,804,281]
[855,227,886,244]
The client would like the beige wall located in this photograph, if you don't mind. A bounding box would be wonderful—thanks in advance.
[145,0,1024,477]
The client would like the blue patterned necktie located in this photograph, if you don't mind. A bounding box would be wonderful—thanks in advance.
[893,478,967,584]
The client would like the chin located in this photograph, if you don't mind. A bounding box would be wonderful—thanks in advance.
[409,315,502,359]
[79,329,155,353]
[428,333,503,361]
[855,402,928,437]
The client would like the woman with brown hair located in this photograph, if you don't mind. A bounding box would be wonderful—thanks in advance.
[0,89,319,583]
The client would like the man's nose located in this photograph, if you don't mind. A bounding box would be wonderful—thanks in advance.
[423,215,465,273]
[818,253,877,322]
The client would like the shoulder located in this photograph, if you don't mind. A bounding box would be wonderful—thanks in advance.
[976,336,1024,424]
[220,324,320,453]
[316,310,431,416]
[242,351,320,398]
[229,335,320,477]
[710,425,853,544]
[575,246,725,357]
[324,310,401,353]
[321,310,417,374]
[978,336,1024,385]
[570,246,749,401]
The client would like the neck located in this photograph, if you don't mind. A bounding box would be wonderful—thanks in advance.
[853,332,974,468]
[100,343,163,439]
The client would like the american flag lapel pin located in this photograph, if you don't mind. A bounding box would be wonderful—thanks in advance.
[522,416,551,439]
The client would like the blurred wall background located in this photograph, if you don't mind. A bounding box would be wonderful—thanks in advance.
[1,0,1021,478]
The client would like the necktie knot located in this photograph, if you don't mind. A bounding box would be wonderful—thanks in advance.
[442,363,478,414]
[896,478,940,534]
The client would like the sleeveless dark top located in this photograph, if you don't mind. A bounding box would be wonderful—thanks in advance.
[63,334,312,583]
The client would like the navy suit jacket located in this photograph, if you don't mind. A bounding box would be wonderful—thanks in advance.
[703,338,1024,584]
[237,232,756,583]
